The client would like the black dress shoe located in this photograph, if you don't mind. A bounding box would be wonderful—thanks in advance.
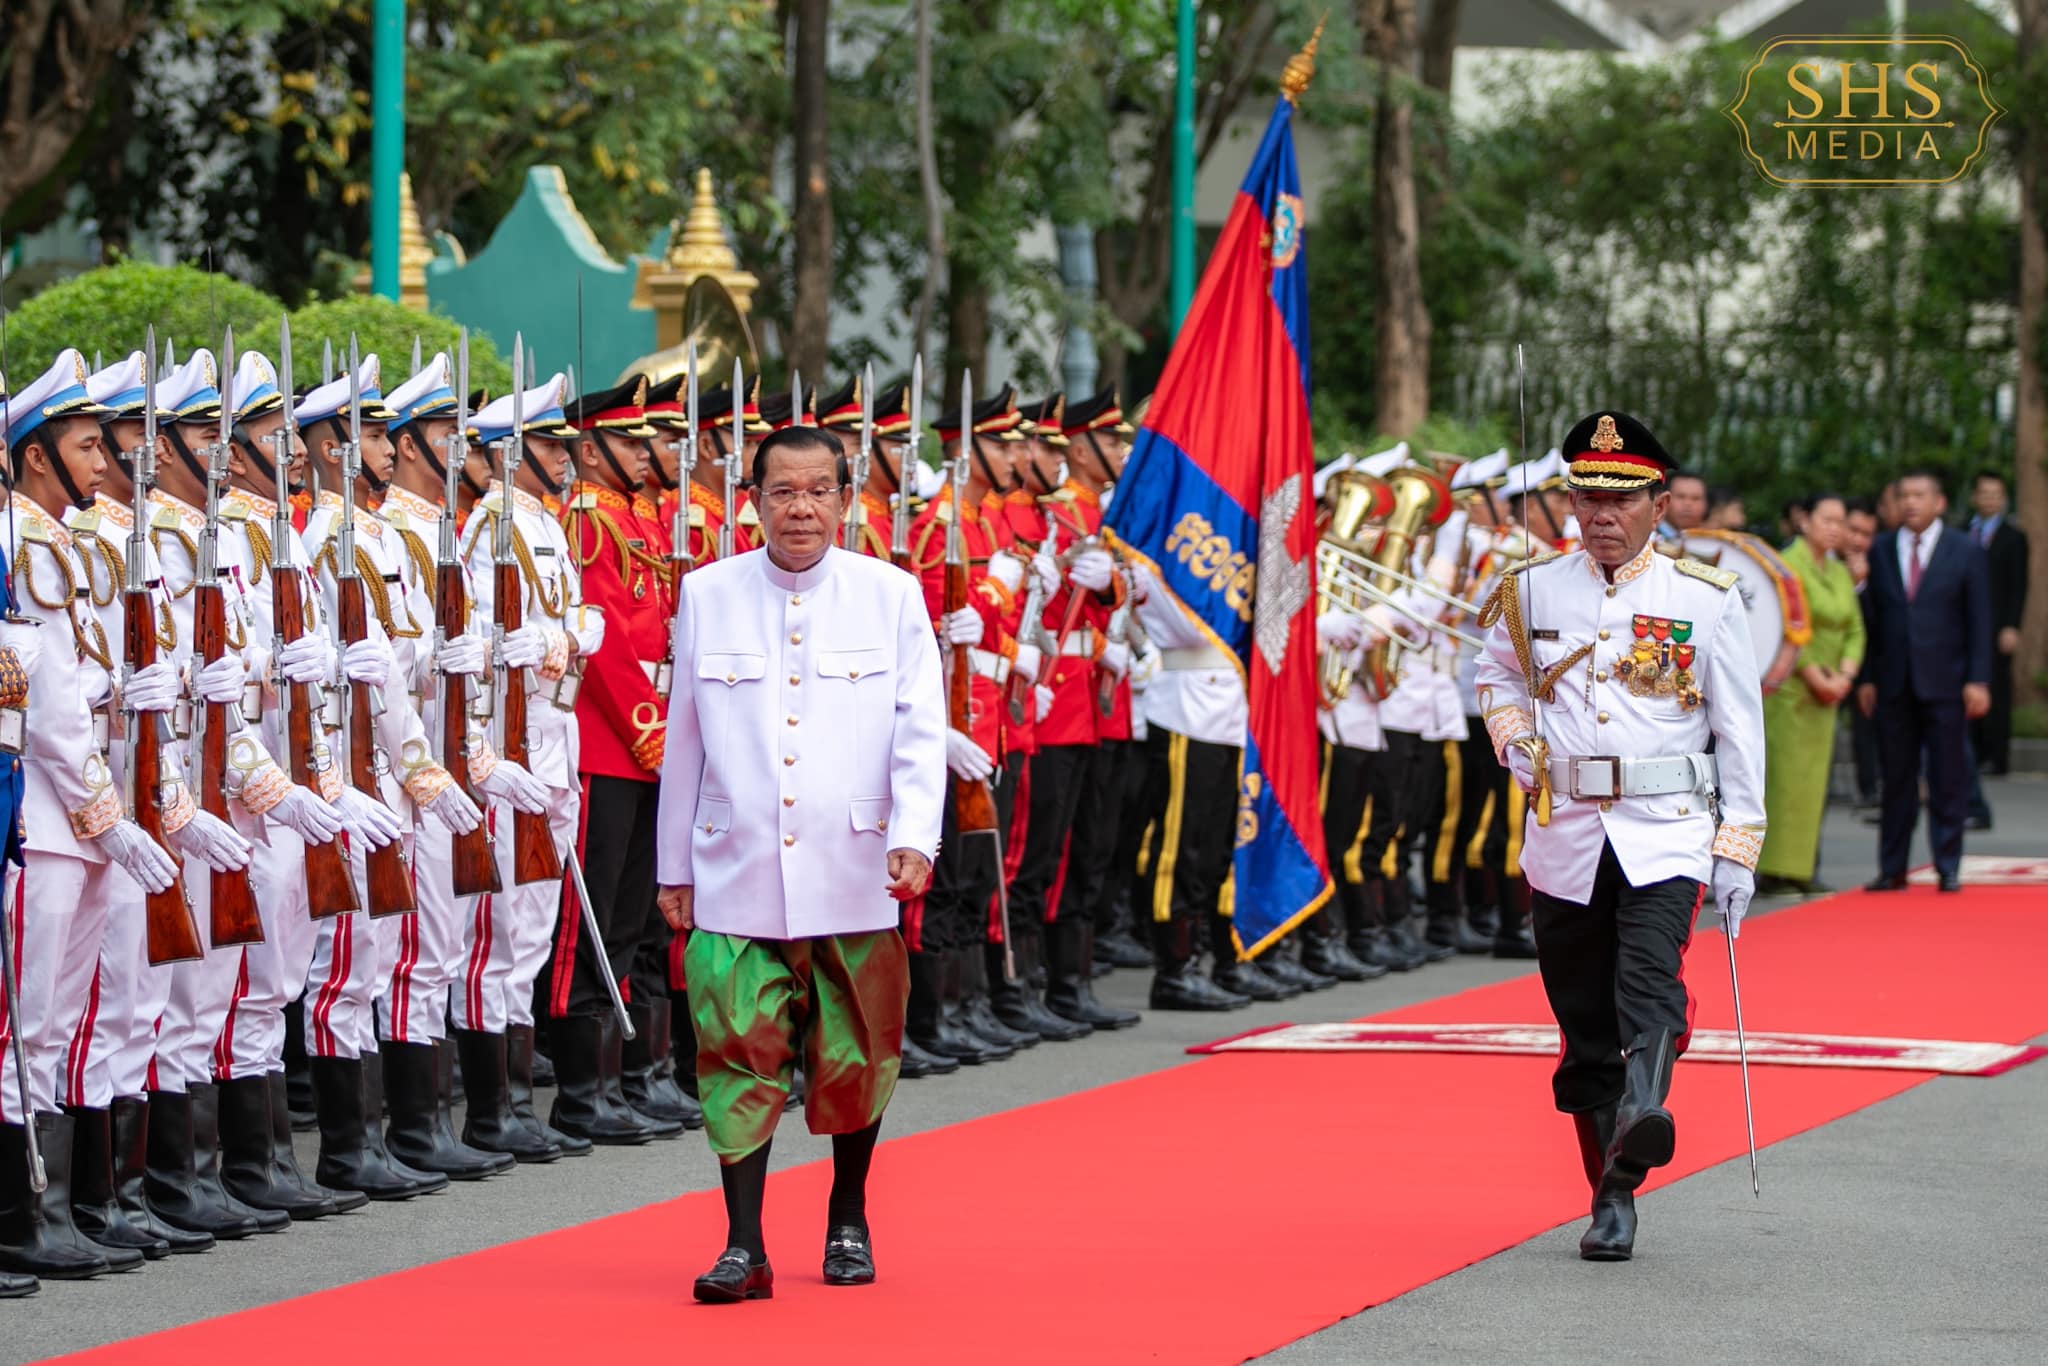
[0,1268,34,1298]
[1939,873,1963,893]
[1262,954,1336,993]
[822,1224,876,1286]
[1965,814,1992,832]
[693,1248,773,1303]
[1863,874,1909,892]
[1213,961,1294,1002]
[1149,967,1250,1011]
[898,1036,959,1079]
[1300,935,1377,982]
[1094,928,1154,970]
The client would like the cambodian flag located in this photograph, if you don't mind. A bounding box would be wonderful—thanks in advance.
[1104,91,1329,957]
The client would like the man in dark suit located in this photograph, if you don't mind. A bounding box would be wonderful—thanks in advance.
[1856,469,1994,893]
[1967,470,2029,775]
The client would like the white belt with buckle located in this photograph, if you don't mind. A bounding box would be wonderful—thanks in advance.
[1057,628,1096,658]
[1546,753,1717,801]
[1159,644,1232,672]
[968,647,1011,684]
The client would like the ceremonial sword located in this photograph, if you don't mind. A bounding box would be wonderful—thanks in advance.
[1726,917,1760,1197]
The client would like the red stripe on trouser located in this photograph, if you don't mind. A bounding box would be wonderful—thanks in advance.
[463,809,498,1027]
[667,930,688,991]
[1674,880,1705,1055]
[548,774,595,1018]
[310,910,353,1057]
[213,950,252,1079]
[0,877,16,1123]
[1044,834,1072,925]
[389,898,420,1042]
[65,963,102,1107]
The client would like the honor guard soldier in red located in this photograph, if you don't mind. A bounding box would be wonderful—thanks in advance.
[817,376,904,562]
[556,378,694,1142]
[1476,411,1765,1263]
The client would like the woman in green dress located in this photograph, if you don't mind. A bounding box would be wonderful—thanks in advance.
[1759,494,1865,892]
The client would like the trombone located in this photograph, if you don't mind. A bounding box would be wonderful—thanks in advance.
[1319,538,1489,622]
[1317,548,1486,652]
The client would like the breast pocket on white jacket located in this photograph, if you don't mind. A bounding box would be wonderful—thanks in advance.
[817,647,892,778]
[697,650,767,772]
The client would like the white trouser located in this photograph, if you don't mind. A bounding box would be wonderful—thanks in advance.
[382,821,473,1044]
[302,834,416,1059]
[214,824,318,1080]
[66,864,172,1107]
[450,792,575,1034]
[2,854,113,1119]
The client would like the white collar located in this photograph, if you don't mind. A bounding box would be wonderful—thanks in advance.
[761,545,836,593]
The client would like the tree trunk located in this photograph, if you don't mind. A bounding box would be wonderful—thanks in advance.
[0,0,145,226]
[2016,1,2048,707]
[1416,0,1461,241]
[1364,0,1430,438]
[913,0,944,367]
[947,256,989,399]
[788,0,833,382]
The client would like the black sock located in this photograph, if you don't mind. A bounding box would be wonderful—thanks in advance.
[826,1121,881,1231]
[719,1139,772,1260]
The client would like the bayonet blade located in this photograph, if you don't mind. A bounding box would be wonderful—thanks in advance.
[347,334,362,456]
[907,354,924,463]
[142,326,159,457]
[411,335,422,374]
[279,318,296,440]
[217,325,234,454]
[791,371,803,430]
[322,340,334,386]
[860,362,874,461]
[684,342,698,474]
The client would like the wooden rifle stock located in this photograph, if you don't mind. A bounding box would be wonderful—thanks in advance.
[272,567,361,918]
[337,572,416,917]
[194,581,262,947]
[438,559,500,898]
[942,557,998,834]
[497,558,561,885]
[126,588,202,966]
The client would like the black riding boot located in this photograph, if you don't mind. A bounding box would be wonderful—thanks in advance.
[1609,1031,1679,1186]
[963,945,1038,1050]
[603,1011,681,1137]
[629,998,702,1128]
[1260,936,1337,992]
[310,1056,440,1199]
[66,1104,169,1260]
[548,1015,657,1145]
[507,1023,588,1156]
[911,948,1000,1064]
[1492,877,1539,959]
[110,1097,212,1254]
[992,936,1089,1041]
[0,1116,113,1279]
[1044,919,1139,1029]
[219,1074,338,1219]
[383,1040,511,1179]
[1575,1105,1635,1260]
[1149,918,1248,1011]
[192,1083,289,1232]
[454,1028,560,1162]
[142,1089,261,1240]
[268,1072,365,1213]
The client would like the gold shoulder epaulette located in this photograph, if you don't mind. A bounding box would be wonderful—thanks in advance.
[570,491,599,512]
[19,518,49,545]
[151,506,184,531]
[1505,551,1562,576]
[933,500,955,525]
[687,504,706,528]
[71,509,103,536]
[1674,557,1739,591]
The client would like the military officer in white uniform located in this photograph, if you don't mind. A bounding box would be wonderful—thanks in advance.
[1476,411,1764,1264]
[657,424,944,1303]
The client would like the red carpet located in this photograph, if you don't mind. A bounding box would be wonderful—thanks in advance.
[50,886,2048,1366]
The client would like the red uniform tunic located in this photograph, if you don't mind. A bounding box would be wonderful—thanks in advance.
[844,489,894,562]
[989,490,1045,759]
[908,486,1013,758]
[562,480,669,781]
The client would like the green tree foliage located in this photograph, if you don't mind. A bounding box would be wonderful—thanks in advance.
[3,261,285,381]
[242,295,512,395]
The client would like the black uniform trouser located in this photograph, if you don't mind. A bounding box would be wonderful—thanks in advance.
[1416,739,1464,916]
[1320,741,1375,914]
[1010,744,1090,938]
[1050,742,1118,926]
[926,775,1003,953]
[1974,649,2014,773]
[1361,729,1434,893]
[1138,726,1239,967]
[550,774,659,1018]
[1529,841,1701,1114]
[1446,730,1510,912]
[1089,739,1154,936]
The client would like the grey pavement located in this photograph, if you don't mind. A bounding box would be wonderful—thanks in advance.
[6,776,2044,1364]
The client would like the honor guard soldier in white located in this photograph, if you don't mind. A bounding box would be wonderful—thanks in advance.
[1475,410,1765,1264]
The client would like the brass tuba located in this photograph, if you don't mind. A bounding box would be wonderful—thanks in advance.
[1352,465,1455,701]
[1314,470,1392,706]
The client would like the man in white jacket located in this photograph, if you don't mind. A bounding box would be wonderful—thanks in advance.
[658,425,945,1302]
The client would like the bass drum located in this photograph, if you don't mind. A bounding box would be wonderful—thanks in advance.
[1679,530,1812,691]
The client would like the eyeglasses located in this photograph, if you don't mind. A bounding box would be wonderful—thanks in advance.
[762,485,845,509]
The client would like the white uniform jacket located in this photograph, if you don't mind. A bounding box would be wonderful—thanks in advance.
[656,547,946,941]
[1131,560,1246,748]
[1474,542,1767,903]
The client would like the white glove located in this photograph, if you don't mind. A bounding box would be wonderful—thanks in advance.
[476,758,550,815]
[1030,552,1060,597]
[945,729,995,782]
[96,820,178,894]
[196,655,246,705]
[436,633,487,677]
[1035,685,1055,722]
[1130,646,1161,692]
[123,660,181,715]
[420,784,483,835]
[272,786,346,845]
[276,634,333,684]
[985,551,1025,595]
[1713,857,1755,939]
[499,625,547,670]
[1100,640,1130,679]
[940,607,984,646]
[1068,548,1114,593]
[1317,611,1365,652]
[1013,643,1043,685]
[1503,737,1539,793]
[167,809,254,873]
[342,638,392,688]
[334,788,404,849]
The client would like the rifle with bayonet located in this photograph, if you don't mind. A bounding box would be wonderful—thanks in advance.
[670,342,699,577]
[270,319,360,918]
[492,338,562,886]
[193,326,261,947]
[127,331,203,966]
[944,371,999,836]
[842,363,874,552]
[334,339,416,917]
[892,357,921,570]
[719,360,742,560]
[436,332,499,898]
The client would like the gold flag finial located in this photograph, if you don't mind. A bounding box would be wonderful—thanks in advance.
[1280,16,1326,103]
